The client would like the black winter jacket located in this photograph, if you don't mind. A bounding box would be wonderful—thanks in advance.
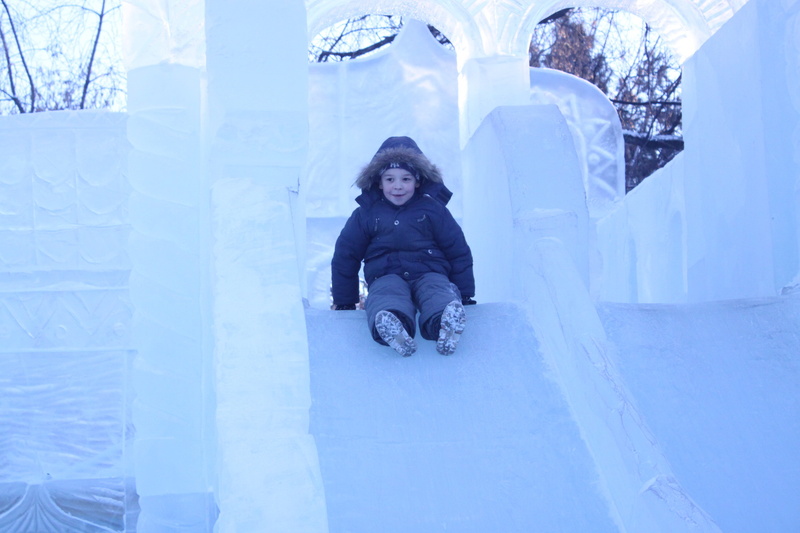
[331,181,474,306]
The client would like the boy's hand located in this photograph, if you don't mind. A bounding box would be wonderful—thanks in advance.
[462,297,477,306]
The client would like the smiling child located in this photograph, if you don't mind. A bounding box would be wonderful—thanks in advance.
[331,136,475,356]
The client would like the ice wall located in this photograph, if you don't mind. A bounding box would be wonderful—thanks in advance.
[0,112,136,531]
[595,154,688,303]
[306,20,460,219]
[596,0,800,303]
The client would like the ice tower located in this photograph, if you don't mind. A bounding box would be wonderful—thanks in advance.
[1,0,799,532]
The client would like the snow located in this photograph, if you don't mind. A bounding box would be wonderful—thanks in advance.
[1,0,799,531]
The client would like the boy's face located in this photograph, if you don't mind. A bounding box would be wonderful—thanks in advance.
[379,167,419,206]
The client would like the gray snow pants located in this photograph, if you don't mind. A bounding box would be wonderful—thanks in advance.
[365,272,462,344]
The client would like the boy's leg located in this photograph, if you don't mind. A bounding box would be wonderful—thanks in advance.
[365,274,417,353]
[412,273,463,340]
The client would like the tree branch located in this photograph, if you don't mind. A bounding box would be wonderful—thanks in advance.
[611,98,681,107]
[0,17,24,113]
[0,85,24,113]
[623,131,684,151]
[538,8,573,25]
[80,0,105,109]
[1,0,35,112]
[318,33,396,62]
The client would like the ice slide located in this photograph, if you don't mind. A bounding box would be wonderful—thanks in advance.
[305,236,719,533]
[306,302,617,533]
[306,246,800,533]
[303,103,797,532]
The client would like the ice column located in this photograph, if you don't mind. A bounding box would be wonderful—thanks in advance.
[123,0,214,530]
[127,65,213,530]
[205,0,327,531]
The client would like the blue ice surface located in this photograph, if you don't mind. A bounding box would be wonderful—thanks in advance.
[598,295,800,533]
[306,302,617,533]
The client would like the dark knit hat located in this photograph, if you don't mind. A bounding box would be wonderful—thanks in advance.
[376,136,423,154]
[379,160,419,179]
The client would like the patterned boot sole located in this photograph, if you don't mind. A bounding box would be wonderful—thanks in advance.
[375,310,417,357]
[436,300,466,355]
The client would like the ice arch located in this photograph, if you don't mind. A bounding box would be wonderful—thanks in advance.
[306,0,748,142]
[307,0,749,63]
[516,0,749,62]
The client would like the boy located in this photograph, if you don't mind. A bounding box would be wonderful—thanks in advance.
[331,136,475,356]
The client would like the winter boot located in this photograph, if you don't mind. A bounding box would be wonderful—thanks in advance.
[375,310,417,357]
[436,300,466,355]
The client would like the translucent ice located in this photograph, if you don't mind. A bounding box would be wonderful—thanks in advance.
[2,0,799,532]
[0,112,134,531]
[530,68,625,218]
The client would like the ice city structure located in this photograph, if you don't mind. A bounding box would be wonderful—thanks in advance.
[1,0,799,531]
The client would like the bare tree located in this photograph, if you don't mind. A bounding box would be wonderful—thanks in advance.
[309,10,682,191]
[310,15,402,62]
[0,0,124,114]
[1,0,35,112]
[309,15,452,63]
[530,8,682,190]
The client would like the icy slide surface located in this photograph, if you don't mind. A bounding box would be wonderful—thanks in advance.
[598,295,800,533]
[306,302,617,533]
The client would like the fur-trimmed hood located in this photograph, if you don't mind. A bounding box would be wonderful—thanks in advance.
[355,137,444,192]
